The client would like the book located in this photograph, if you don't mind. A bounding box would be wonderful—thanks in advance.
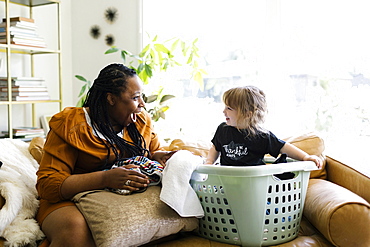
[5,41,46,48]
[0,21,37,30]
[0,77,44,81]
[0,34,44,42]
[0,91,49,97]
[0,81,44,87]
[13,135,45,142]
[0,38,47,48]
[0,27,37,35]
[2,129,46,142]
[0,95,50,101]
[0,77,45,87]
[2,17,34,23]
[13,126,44,134]
[0,31,39,39]
[0,17,46,48]
[2,127,45,137]
[0,86,48,92]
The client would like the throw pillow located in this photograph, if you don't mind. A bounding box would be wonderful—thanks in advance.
[283,133,326,179]
[72,186,199,247]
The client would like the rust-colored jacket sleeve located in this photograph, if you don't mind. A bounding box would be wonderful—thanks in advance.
[36,130,78,203]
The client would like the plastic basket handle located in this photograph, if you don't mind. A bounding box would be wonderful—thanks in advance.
[194,161,318,177]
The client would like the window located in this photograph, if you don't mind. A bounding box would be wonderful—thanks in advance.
[143,0,369,172]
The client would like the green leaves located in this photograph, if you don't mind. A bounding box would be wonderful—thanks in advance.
[75,75,92,107]
[104,47,119,54]
[104,36,206,90]
[160,94,175,103]
[142,87,175,121]
[75,35,206,121]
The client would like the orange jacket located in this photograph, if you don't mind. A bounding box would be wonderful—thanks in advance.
[36,107,161,204]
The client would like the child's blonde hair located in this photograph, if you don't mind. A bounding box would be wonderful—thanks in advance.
[223,85,267,136]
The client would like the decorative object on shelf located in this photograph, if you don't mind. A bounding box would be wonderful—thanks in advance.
[1,127,45,141]
[105,34,114,46]
[104,7,118,23]
[90,25,101,39]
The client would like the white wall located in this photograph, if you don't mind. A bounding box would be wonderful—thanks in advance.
[70,0,142,106]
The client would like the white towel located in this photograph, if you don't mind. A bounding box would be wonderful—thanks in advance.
[160,150,204,218]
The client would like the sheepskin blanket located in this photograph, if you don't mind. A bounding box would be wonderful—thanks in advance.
[0,139,44,247]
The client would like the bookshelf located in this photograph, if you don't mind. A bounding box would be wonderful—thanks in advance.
[0,0,62,139]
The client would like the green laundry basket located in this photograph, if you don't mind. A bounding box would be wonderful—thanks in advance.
[190,161,317,247]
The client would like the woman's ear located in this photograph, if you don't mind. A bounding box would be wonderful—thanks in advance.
[106,93,115,106]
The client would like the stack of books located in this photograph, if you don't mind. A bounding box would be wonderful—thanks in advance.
[0,77,50,101]
[0,16,46,48]
[2,127,45,141]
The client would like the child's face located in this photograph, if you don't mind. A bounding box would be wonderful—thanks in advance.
[223,105,239,127]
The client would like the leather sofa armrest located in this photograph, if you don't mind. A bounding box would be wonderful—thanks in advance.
[304,179,370,247]
[326,156,370,203]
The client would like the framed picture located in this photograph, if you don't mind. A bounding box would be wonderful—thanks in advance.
[40,115,53,134]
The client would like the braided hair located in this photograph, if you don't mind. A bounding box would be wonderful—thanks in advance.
[83,63,149,168]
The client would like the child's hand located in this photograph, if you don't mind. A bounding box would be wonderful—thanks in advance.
[303,155,323,169]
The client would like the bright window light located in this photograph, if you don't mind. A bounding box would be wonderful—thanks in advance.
[143,0,370,173]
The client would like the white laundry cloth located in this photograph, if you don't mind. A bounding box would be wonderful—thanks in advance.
[160,150,204,218]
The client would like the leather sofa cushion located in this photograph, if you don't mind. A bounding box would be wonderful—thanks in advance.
[271,216,334,247]
[165,139,211,158]
[28,137,45,164]
[283,133,326,179]
[304,179,370,247]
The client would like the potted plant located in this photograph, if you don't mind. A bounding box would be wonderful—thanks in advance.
[76,35,206,121]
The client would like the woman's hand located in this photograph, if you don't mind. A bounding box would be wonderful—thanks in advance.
[104,164,149,192]
[151,151,177,167]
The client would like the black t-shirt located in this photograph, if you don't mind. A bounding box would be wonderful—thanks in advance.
[211,123,285,166]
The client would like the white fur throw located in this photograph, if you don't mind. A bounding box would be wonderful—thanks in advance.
[0,139,44,247]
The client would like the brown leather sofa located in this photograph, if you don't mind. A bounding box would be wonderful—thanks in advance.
[0,133,369,247]
[156,134,370,247]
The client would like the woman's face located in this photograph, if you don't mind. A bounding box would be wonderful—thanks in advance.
[107,76,145,130]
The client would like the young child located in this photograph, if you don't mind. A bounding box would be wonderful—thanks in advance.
[205,85,323,168]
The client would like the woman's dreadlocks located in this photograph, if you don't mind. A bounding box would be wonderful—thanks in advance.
[83,63,149,169]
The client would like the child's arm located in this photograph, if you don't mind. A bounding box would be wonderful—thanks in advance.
[204,145,220,165]
[280,142,323,168]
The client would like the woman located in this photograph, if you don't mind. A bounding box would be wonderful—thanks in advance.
[36,63,174,246]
